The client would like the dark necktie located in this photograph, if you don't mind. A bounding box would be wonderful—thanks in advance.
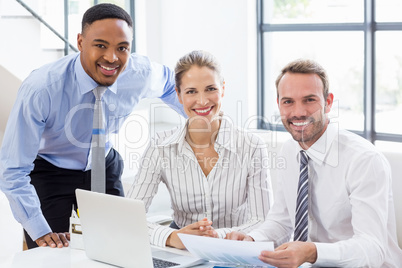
[294,150,309,242]
[91,86,107,193]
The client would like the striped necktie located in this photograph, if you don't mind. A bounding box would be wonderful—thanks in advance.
[294,150,309,242]
[91,86,107,193]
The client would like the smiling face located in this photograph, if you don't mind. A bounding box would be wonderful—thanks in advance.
[77,18,132,86]
[277,72,333,149]
[176,65,224,124]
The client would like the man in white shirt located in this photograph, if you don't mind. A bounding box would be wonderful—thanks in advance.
[226,59,402,267]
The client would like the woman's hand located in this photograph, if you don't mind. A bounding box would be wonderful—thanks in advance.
[166,218,217,249]
[225,231,254,241]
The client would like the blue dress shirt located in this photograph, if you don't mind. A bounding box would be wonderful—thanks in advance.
[0,52,184,241]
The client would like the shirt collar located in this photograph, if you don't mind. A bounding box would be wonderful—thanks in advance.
[75,54,118,95]
[296,121,339,166]
[215,115,238,153]
[156,123,187,152]
[156,114,238,154]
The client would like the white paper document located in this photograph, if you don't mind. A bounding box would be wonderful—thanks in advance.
[178,234,274,267]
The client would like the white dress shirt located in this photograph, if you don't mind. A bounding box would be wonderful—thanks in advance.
[129,116,273,247]
[248,122,402,267]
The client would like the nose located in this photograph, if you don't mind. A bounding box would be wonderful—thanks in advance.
[104,49,118,63]
[292,102,308,118]
[197,92,208,106]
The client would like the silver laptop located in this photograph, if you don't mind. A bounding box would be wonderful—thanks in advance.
[75,189,205,268]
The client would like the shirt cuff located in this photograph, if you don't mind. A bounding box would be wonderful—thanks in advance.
[22,213,52,242]
[248,229,268,242]
[216,228,232,239]
[313,242,341,266]
[151,225,175,248]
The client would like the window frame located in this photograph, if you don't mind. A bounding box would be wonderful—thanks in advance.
[257,0,402,143]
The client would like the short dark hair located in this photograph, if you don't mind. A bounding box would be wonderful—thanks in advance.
[81,3,133,33]
[275,59,329,99]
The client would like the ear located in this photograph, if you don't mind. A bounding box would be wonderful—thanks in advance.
[175,87,183,104]
[221,81,225,97]
[276,88,281,106]
[324,93,334,114]
[77,33,83,52]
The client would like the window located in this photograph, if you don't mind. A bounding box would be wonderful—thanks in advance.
[257,0,402,143]
[62,0,135,54]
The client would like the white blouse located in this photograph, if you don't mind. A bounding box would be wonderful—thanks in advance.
[129,116,273,247]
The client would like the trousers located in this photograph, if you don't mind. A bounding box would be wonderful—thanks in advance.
[24,148,124,249]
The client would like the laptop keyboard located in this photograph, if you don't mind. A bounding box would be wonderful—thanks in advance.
[152,257,179,268]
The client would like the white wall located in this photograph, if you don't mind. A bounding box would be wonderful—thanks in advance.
[0,191,22,266]
[135,0,258,129]
[0,65,22,264]
[377,142,402,248]
[0,65,20,144]
[0,0,64,81]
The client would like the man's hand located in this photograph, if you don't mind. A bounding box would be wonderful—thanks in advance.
[166,218,217,249]
[225,231,254,241]
[35,232,70,248]
[259,241,317,268]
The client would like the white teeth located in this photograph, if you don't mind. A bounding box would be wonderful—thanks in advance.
[101,65,117,71]
[195,107,212,113]
[293,121,309,126]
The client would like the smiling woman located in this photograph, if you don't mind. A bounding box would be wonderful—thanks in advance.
[174,54,225,178]
[129,50,273,250]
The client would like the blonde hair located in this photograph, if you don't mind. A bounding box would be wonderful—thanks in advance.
[175,50,224,92]
[275,59,329,99]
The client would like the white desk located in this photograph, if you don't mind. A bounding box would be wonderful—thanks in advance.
[10,247,213,268]
[10,246,313,268]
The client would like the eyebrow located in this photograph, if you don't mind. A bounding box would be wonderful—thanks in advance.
[93,39,130,46]
[303,94,319,98]
[279,97,292,102]
[183,84,217,91]
[280,94,318,102]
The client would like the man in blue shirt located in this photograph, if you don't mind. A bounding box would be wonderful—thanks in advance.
[0,3,183,249]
